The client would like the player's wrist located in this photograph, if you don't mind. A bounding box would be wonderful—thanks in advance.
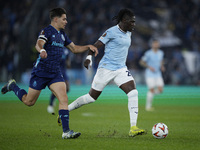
[40,49,46,53]
[86,55,92,61]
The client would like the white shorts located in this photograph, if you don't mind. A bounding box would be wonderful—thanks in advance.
[146,77,164,89]
[92,67,134,91]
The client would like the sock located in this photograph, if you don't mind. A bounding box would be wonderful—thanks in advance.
[59,109,70,132]
[146,91,154,109]
[11,84,27,101]
[49,93,56,106]
[127,89,138,127]
[68,94,95,111]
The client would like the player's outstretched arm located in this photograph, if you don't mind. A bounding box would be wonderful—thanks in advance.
[66,42,98,56]
[35,39,47,59]
[84,40,104,69]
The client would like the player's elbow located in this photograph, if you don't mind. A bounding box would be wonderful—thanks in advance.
[71,49,78,54]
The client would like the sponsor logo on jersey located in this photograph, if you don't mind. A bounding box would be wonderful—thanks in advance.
[51,41,64,47]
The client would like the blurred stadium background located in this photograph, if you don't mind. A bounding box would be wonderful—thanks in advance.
[0,0,200,86]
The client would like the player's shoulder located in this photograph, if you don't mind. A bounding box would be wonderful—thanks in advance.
[42,25,52,31]
[158,49,164,54]
[106,25,118,33]
[40,25,53,36]
[145,49,152,54]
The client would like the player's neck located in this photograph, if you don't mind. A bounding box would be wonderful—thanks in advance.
[50,23,61,31]
[152,48,158,52]
[118,24,127,33]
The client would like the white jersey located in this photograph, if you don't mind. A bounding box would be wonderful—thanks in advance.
[141,49,164,78]
[98,25,131,71]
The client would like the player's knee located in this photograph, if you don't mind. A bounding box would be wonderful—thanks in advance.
[24,101,35,107]
[127,89,138,98]
[150,89,155,93]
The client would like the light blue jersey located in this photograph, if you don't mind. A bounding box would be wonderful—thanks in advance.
[141,49,164,78]
[98,25,131,70]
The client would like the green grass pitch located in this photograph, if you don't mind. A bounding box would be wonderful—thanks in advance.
[0,84,200,150]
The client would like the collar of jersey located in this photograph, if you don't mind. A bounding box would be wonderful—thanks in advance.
[117,24,127,34]
[49,24,60,33]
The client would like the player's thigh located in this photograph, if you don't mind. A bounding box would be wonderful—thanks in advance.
[25,87,41,104]
[156,77,164,92]
[146,77,156,89]
[91,68,114,91]
[114,68,134,88]
[156,77,164,87]
[49,82,68,105]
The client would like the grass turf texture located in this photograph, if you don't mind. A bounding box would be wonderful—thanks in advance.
[0,85,200,150]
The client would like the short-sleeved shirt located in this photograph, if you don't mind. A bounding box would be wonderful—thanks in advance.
[141,49,164,78]
[32,25,72,78]
[98,25,131,71]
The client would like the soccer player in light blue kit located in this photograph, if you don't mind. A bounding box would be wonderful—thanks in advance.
[140,39,165,111]
[1,8,98,139]
[65,9,146,137]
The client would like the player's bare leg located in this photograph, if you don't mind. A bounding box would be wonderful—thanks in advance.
[120,80,146,137]
[1,79,40,106]
[49,82,81,139]
[21,88,41,106]
[47,80,70,115]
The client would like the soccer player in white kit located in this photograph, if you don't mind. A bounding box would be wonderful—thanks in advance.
[63,9,146,137]
[140,39,165,111]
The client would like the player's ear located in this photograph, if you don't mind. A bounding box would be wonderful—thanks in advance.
[53,17,58,23]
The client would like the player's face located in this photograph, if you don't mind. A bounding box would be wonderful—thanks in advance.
[57,14,67,30]
[152,41,160,49]
[124,16,136,32]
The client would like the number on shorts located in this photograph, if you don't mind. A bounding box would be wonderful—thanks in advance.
[126,70,131,76]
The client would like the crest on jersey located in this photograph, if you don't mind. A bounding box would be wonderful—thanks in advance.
[61,34,65,41]
[102,32,107,37]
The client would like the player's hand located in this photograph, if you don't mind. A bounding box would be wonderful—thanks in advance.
[148,66,155,72]
[161,66,165,72]
[40,49,47,59]
[84,59,91,69]
[88,45,98,57]
[84,55,92,69]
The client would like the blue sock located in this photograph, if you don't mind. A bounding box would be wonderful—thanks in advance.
[59,109,70,132]
[11,84,27,101]
[50,93,56,106]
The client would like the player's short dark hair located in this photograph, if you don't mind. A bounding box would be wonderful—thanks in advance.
[112,8,135,23]
[49,7,66,20]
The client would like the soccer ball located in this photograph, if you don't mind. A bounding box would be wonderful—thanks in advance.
[152,123,168,139]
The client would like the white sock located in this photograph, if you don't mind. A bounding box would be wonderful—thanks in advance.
[146,91,154,109]
[127,89,138,127]
[68,94,95,111]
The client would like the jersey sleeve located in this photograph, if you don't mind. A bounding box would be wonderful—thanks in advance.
[141,51,149,62]
[98,29,113,44]
[64,33,72,46]
[38,28,50,42]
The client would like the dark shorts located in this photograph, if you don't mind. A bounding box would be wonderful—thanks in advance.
[61,69,69,81]
[29,72,65,90]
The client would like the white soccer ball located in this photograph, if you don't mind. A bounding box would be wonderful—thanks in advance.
[152,123,168,139]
